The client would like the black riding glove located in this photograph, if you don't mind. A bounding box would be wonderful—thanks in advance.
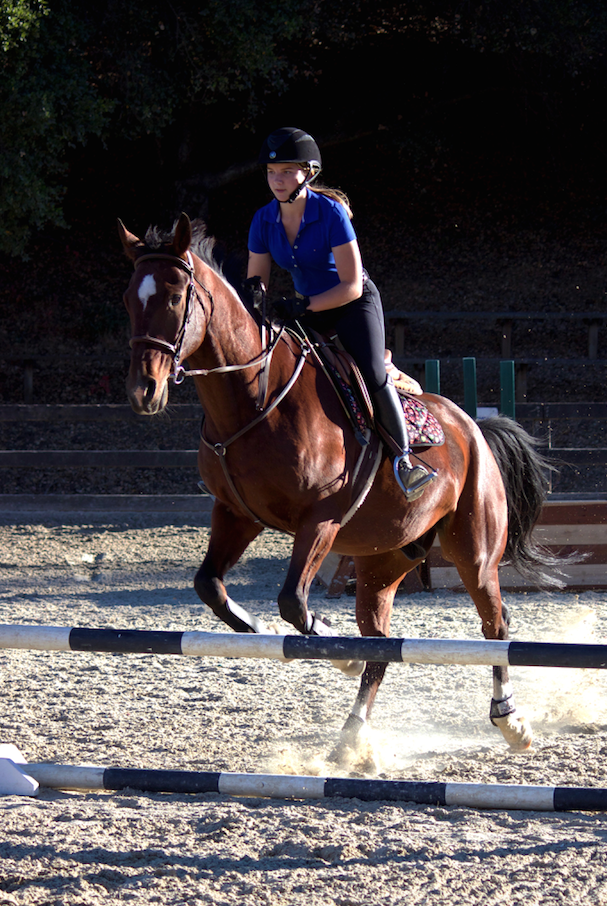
[272,295,310,320]
[243,276,266,314]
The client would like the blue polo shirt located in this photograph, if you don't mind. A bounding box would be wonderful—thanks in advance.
[248,189,357,297]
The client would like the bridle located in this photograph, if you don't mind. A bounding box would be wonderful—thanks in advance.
[128,250,283,388]
[126,247,313,526]
[129,250,210,383]
[125,247,382,529]
[127,248,300,405]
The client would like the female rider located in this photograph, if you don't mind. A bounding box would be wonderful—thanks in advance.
[247,126,435,500]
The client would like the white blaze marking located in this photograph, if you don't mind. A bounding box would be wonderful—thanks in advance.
[138,274,157,309]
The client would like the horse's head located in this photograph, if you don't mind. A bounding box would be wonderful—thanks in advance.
[119,212,196,415]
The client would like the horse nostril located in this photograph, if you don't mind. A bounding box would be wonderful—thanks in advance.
[144,379,157,403]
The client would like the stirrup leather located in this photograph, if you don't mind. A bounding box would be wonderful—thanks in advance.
[394,455,437,501]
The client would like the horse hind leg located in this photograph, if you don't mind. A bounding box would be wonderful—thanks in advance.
[459,570,532,751]
[489,666,533,750]
[440,518,533,751]
[488,602,533,751]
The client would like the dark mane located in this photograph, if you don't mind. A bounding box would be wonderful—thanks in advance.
[144,219,221,271]
[144,218,248,306]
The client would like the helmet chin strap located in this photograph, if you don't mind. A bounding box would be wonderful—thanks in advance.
[287,185,304,203]
[286,167,321,203]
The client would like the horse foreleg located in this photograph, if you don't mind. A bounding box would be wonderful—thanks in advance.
[331,551,409,770]
[277,518,341,633]
[194,501,267,633]
[276,516,367,675]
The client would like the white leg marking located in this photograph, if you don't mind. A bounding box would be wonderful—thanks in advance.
[350,700,369,721]
[493,677,514,701]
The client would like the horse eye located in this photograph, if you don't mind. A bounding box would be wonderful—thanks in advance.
[169,294,182,307]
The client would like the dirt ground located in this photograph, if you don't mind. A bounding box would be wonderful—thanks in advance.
[1,508,607,904]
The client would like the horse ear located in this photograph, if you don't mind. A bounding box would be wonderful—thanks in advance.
[117,219,143,260]
[173,212,192,257]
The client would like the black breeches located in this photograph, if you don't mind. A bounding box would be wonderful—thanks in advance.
[304,277,387,393]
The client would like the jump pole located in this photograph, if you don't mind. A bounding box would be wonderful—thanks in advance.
[1,624,607,669]
[1,749,606,812]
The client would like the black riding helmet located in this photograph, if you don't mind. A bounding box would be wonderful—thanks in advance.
[259,127,322,202]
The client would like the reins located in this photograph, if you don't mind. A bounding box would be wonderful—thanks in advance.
[129,250,284,394]
[128,248,313,524]
[199,341,312,527]
[199,339,310,455]
[127,247,383,530]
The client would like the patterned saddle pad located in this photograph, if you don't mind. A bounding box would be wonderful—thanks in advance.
[294,323,444,449]
[401,394,444,448]
[335,372,444,448]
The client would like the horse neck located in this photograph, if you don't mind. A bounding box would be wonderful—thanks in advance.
[185,257,266,431]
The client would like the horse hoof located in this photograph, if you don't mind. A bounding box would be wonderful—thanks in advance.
[265,622,283,635]
[328,722,379,773]
[493,713,534,751]
[328,741,379,774]
[330,658,365,677]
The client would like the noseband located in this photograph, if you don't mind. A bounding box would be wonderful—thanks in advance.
[129,251,211,383]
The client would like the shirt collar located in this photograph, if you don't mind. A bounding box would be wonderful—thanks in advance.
[263,189,321,225]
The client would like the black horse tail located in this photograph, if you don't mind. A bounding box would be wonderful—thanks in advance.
[479,415,577,589]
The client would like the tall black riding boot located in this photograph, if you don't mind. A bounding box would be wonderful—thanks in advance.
[372,378,436,501]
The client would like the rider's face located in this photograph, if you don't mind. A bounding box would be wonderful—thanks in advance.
[266,163,307,202]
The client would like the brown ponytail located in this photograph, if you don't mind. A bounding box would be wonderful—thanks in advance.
[293,163,353,219]
[309,185,354,220]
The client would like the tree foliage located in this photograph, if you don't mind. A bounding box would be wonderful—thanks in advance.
[0,0,46,50]
[0,0,604,256]
[0,0,306,255]
[0,1,113,254]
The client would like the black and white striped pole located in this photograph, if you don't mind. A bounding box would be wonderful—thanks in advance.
[1,747,605,813]
[0,624,606,669]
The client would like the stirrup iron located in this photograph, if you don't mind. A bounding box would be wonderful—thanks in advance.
[394,455,436,501]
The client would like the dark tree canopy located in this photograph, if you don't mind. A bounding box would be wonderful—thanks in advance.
[0,0,604,255]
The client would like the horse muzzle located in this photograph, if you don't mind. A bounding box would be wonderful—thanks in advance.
[126,362,170,415]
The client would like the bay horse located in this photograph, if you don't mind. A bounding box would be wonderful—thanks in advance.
[119,213,563,763]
